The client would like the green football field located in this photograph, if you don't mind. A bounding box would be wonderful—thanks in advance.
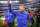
[0,17,40,27]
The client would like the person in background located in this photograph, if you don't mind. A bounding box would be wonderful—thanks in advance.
[8,0,32,27]
[29,9,34,27]
[36,8,40,27]
[5,10,15,27]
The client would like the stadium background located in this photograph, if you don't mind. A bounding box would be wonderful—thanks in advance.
[0,0,40,27]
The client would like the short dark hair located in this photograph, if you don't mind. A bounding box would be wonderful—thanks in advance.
[19,5,24,7]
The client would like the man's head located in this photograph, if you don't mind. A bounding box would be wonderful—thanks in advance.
[19,5,25,13]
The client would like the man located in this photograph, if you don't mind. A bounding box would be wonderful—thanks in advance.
[5,10,15,27]
[29,9,34,27]
[36,8,40,27]
[8,0,32,27]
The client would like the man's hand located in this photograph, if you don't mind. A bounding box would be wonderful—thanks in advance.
[8,0,10,4]
[30,23,32,25]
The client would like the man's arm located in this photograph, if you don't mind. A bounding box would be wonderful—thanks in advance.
[5,14,7,23]
[13,15,15,22]
[8,0,18,15]
[27,14,32,25]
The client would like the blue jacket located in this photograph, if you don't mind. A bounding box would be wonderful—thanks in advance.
[5,12,15,23]
[8,4,32,24]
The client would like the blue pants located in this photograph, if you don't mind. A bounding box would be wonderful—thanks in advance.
[8,22,14,27]
[17,20,28,27]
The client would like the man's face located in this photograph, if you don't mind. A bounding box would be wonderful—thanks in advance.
[19,6,25,12]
